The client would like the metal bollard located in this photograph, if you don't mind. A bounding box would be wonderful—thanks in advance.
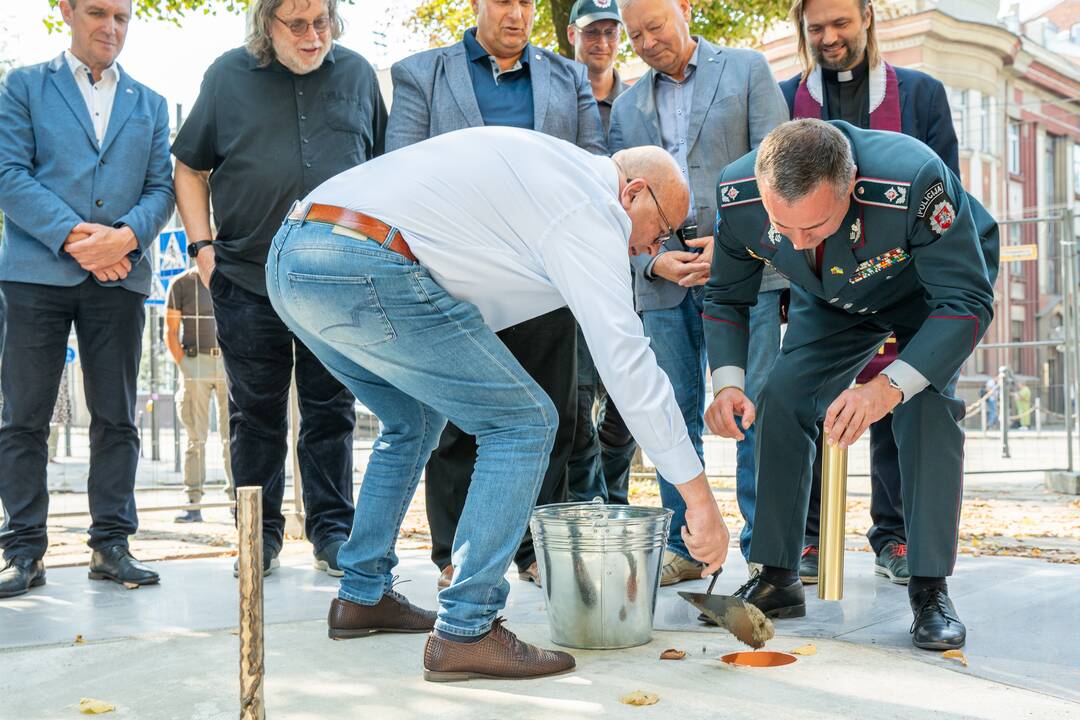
[999,366,1010,459]
[818,441,848,601]
[1035,397,1042,434]
[237,487,265,720]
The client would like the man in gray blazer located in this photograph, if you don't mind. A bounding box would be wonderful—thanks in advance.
[386,0,607,592]
[609,0,788,585]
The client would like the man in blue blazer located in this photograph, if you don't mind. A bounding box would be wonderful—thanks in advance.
[0,0,174,598]
[779,0,960,587]
[386,0,607,593]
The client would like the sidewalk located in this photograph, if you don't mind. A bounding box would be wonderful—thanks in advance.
[1,547,1077,718]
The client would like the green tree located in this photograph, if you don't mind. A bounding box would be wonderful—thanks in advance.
[43,0,355,31]
[408,0,791,58]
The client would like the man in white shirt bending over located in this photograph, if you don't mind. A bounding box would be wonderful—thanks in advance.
[266,126,729,682]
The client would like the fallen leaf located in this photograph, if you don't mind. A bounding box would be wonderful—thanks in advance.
[122,582,139,590]
[78,698,116,714]
[790,643,817,656]
[73,635,85,644]
[942,649,968,667]
[620,690,660,706]
[659,649,686,660]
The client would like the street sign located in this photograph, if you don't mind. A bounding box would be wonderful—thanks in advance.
[1000,243,1038,262]
[158,229,188,277]
[145,273,170,306]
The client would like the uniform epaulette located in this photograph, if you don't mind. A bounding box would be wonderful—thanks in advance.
[853,177,910,210]
[718,176,761,208]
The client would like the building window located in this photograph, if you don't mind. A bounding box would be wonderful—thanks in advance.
[1073,143,1080,195]
[1046,135,1059,210]
[980,96,992,153]
[1008,122,1021,175]
[956,90,969,149]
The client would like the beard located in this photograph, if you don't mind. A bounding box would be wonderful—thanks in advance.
[812,38,864,72]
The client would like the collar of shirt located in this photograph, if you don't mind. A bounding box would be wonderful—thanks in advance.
[64,49,119,86]
[599,68,628,107]
[654,41,699,86]
[823,54,869,85]
[247,44,337,73]
[464,28,531,83]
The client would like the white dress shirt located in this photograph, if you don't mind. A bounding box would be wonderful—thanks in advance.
[64,49,119,146]
[305,127,703,485]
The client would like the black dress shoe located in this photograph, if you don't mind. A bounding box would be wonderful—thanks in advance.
[88,545,160,586]
[910,587,966,650]
[732,573,806,619]
[0,557,46,599]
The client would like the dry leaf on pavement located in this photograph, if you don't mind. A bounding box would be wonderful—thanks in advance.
[659,649,686,660]
[78,698,116,714]
[791,644,817,656]
[122,582,139,590]
[73,635,85,644]
[942,649,968,667]
[620,690,660,706]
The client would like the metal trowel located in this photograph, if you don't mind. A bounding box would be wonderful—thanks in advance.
[678,569,775,649]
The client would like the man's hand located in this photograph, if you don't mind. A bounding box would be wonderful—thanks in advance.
[677,473,730,576]
[678,235,714,287]
[91,256,132,283]
[195,244,216,289]
[66,223,137,272]
[652,249,711,287]
[824,374,902,448]
[705,387,755,441]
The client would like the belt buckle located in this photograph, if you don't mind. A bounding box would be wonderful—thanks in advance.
[209,348,222,358]
[287,200,311,223]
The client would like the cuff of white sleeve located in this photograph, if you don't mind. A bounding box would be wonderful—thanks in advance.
[711,366,745,396]
[882,359,930,403]
[644,253,662,281]
[651,439,704,486]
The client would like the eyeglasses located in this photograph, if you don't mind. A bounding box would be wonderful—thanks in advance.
[275,14,331,37]
[644,184,675,249]
[582,27,620,41]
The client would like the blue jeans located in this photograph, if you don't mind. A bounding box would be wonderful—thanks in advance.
[266,220,557,638]
[734,290,782,561]
[645,288,781,562]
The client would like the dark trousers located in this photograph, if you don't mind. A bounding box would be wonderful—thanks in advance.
[426,307,576,573]
[0,279,144,560]
[751,320,965,578]
[209,271,355,555]
[805,413,906,554]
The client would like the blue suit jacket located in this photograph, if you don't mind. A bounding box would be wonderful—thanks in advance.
[0,54,174,295]
[779,66,960,177]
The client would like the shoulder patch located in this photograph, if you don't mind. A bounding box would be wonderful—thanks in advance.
[853,177,910,210]
[718,176,761,208]
[916,178,956,237]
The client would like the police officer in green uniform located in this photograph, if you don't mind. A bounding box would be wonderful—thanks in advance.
[702,119,998,650]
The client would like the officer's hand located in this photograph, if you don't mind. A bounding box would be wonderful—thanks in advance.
[678,236,714,287]
[652,250,711,286]
[196,244,217,289]
[705,387,755,441]
[677,473,729,576]
[824,375,902,448]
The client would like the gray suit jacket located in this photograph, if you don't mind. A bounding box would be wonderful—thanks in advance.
[608,39,788,312]
[385,38,606,154]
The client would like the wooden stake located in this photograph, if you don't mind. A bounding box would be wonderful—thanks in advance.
[238,487,265,719]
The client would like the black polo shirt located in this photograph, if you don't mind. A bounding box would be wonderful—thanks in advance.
[172,45,387,295]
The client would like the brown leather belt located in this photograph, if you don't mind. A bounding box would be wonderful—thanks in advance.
[288,202,417,264]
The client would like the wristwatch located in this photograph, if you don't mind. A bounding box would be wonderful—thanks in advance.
[882,373,905,403]
[187,240,213,259]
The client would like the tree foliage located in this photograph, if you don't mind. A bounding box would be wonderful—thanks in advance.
[43,0,355,32]
[408,0,792,58]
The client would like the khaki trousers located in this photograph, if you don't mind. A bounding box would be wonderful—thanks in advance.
[178,354,233,503]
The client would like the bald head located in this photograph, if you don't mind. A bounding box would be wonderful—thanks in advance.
[612,145,689,256]
[613,145,689,223]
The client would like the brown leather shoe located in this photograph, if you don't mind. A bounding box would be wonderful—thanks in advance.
[327,592,436,640]
[437,564,453,590]
[518,561,542,588]
[423,619,575,681]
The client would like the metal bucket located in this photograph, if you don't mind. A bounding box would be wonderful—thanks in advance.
[530,501,672,649]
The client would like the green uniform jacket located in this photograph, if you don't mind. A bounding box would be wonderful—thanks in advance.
[703,121,999,400]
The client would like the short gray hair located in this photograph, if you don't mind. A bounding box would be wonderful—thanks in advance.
[755,119,854,203]
[246,0,344,68]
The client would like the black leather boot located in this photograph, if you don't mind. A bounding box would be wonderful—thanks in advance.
[0,556,46,599]
[88,545,160,586]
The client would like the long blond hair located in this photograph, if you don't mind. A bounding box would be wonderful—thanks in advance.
[790,0,880,80]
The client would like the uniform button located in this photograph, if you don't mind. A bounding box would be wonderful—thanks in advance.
[829,297,839,303]
[303,138,309,144]
[95,199,103,207]
[843,302,853,309]
[305,162,311,168]
[300,114,306,121]
[857,187,865,195]
[298,90,304,96]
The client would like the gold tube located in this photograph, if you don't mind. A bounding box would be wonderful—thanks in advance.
[818,441,848,601]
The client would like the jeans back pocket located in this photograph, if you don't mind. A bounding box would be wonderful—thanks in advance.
[286,272,396,348]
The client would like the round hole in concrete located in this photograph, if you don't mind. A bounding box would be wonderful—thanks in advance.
[721,651,796,668]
